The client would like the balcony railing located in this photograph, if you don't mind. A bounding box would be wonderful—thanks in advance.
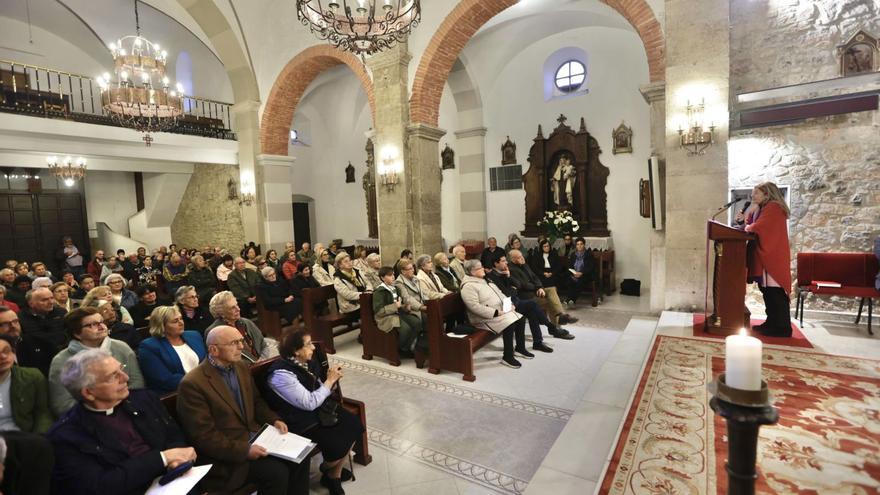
[0,60,236,140]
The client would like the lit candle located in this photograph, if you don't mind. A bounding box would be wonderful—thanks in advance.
[725,330,762,391]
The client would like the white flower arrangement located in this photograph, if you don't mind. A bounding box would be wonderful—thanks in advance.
[537,210,580,244]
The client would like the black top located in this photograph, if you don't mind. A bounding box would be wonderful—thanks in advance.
[485,270,517,299]
[18,308,67,376]
[527,250,565,288]
[178,303,214,336]
[256,279,293,310]
[129,301,159,329]
[480,247,507,269]
[508,263,543,299]
[290,276,320,297]
[260,357,325,434]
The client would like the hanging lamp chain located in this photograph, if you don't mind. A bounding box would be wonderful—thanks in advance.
[134,0,141,36]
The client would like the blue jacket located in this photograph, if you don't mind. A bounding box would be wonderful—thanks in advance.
[138,331,207,395]
[48,389,187,495]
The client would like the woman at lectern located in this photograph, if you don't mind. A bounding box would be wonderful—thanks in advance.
[735,182,792,337]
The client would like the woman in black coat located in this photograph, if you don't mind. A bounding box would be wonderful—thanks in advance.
[256,266,303,323]
[528,239,577,324]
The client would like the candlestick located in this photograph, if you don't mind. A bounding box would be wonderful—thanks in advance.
[725,331,762,391]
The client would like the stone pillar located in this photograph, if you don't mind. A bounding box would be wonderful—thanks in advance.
[664,0,730,311]
[454,126,488,241]
[256,154,296,251]
[406,123,445,255]
[231,99,264,244]
[640,82,667,312]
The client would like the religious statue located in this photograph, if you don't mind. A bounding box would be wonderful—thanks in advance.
[345,162,356,183]
[550,154,576,209]
[441,144,455,170]
[837,29,879,76]
[501,136,517,165]
[363,138,378,238]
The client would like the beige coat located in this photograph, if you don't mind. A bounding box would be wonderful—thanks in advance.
[416,269,449,300]
[333,269,370,314]
[361,265,381,291]
[459,275,522,334]
[450,257,466,281]
[312,262,335,286]
[372,283,400,333]
[394,274,425,316]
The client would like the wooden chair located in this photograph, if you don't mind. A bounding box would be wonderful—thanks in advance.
[358,292,401,366]
[302,285,360,354]
[425,294,495,382]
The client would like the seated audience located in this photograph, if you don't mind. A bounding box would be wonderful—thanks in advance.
[566,237,600,306]
[206,291,267,362]
[162,253,190,297]
[415,254,450,300]
[262,330,364,494]
[186,255,216,304]
[460,259,529,369]
[480,237,506,269]
[100,256,124,284]
[505,234,524,253]
[94,300,144,352]
[360,253,382,290]
[136,256,161,288]
[14,263,30,279]
[374,266,426,358]
[434,252,460,292]
[333,253,370,315]
[312,249,336,286]
[176,286,213,336]
[0,285,19,313]
[48,349,197,495]
[528,239,578,325]
[243,246,259,266]
[327,241,340,260]
[31,262,54,282]
[291,264,321,298]
[228,257,260,317]
[215,253,234,282]
[121,253,141,282]
[394,260,430,352]
[352,245,369,272]
[265,249,280,270]
[282,250,300,282]
[508,249,575,340]
[296,242,316,267]
[138,305,207,395]
[0,268,16,297]
[77,274,96,299]
[561,234,575,258]
[450,245,467,281]
[0,334,54,495]
[257,267,303,324]
[50,281,72,313]
[393,249,414,278]
[62,271,86,300]
[86,250,105,280]
[105,273,137,310]
[9,276,31,307]
[31,277,53,290]
[48,307,145,417]
[18,288,68,376]
[82,286,135,326]
[177,326,308,495]
[130,285,161,329]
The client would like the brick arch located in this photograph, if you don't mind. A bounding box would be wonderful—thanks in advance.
[410,0,665,126]
[261,45,376,155]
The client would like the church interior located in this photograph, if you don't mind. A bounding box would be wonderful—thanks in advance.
[0,0,878,493]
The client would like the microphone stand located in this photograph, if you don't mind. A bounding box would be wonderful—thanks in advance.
[711,201,736,221]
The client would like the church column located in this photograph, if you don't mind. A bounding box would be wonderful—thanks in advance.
[454,126,488,241]
[231,99,264,245]
[256,154,296,251]
[663,0,730,310]
[368,42,445,265]
[639,82,667,312]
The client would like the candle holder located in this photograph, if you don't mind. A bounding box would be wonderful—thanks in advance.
[707,374,779,495]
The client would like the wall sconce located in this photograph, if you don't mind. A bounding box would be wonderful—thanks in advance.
[678,99,715,156]
[378,147,403,191]
[239,173,256,206]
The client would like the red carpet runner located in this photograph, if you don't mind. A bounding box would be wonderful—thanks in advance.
[692,313,813,348]
[599,335,880,494]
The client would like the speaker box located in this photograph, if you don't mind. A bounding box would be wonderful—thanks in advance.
[620,278,641,296]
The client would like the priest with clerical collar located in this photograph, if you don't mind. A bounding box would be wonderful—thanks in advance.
[47,348,197,495]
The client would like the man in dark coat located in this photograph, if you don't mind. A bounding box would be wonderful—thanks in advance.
[480,237,506,269]
[18,288,67,376]
[508,250,574,340]
[48,349,197,495]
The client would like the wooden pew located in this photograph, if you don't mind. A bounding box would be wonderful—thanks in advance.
[302,285,360,354]
[425,293,495,382]
[255,296,284,341]
[358,292,401,366]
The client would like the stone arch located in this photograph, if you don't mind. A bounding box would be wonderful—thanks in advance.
[410,0,665,126]
[260,45,376,155]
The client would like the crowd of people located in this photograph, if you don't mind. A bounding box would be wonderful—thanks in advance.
[0,234,603,494]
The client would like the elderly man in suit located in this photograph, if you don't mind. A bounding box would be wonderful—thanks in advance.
[47,348,196,495]
[449,245,467,281]
[177,326,309,495]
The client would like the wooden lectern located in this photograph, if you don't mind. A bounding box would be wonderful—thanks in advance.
[706,220,755,335]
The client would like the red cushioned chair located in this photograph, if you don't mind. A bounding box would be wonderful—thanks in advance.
[795,252,880,335]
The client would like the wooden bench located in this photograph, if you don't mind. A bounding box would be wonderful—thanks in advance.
[255,296,288,341]
[302,285,360,354]
[358,292,401,366]
[425,293,496,382]
[795,252,880,334]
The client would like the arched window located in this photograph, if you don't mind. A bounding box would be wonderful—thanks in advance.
[554,60,586,93]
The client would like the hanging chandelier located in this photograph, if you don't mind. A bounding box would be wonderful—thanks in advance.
[96,0,184,145]
[295,0,421,57]
[46,156,87,187]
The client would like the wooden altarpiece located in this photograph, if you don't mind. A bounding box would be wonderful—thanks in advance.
[521,114,610,237]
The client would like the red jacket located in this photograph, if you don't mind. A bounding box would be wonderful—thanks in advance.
[281,260,299,280]
[745,202,791,293]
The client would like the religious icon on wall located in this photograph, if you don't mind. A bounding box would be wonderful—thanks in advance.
[501,136,517,165]
[441,144,455,170]
[345,162,356,183]
[550,153,576,210]
[612,121,633,154]
[838,30,879,76]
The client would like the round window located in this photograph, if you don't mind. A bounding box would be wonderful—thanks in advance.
[555,60,586,93]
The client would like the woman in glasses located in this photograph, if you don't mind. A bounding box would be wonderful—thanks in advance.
[137,305,207,395]
[48,307,145,416]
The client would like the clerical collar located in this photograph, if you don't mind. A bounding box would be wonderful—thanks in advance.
[83,403,115,415]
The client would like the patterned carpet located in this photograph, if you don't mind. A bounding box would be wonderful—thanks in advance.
[599,335,880,494]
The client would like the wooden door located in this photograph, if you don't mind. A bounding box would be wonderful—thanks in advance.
[0,191,88,270]
[292,202,311,249]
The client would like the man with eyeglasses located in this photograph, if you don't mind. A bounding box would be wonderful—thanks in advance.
[177,326,309,495]
[48,348,196,495]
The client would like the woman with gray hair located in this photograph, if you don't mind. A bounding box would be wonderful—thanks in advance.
[105,273,137,310]
[415,254,449,300]
[175,285,213,336]
[138,305,207,394]
[205,291,266,362]
[360,252,382,290]
[256,266,303,324]
[333,252,369,315]
[460,259,529,369]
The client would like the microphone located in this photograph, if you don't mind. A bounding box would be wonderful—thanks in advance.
[719,199,737,210]
[711,199,737,221]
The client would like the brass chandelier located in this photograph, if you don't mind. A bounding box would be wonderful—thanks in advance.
[295,0,421,57]
[96,0,184,145]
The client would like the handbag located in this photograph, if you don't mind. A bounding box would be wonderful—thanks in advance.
[317,396,340,427]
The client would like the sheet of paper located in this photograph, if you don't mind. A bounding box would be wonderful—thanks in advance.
[146,464,212,495]
[252,425,315,463]
[502,297,512,313]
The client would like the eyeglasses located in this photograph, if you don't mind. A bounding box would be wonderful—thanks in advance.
[100,364,128,384]
[81,320,106,331]
[216,338,246,347]
[0,318,20,328]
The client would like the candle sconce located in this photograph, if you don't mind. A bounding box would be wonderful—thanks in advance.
[708,374,779,495]
[678,99,715,156]
[378,148,402,191]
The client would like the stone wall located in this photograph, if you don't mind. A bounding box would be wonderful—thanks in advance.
[170,164,246,252]
[729,0,879,313]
